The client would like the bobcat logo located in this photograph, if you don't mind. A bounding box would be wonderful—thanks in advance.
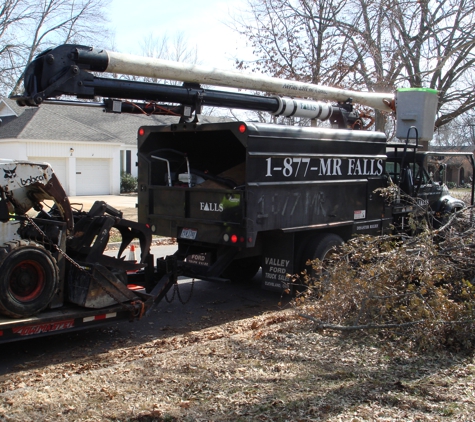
[3,167,17,179]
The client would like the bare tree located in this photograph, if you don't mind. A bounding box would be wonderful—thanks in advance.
[0,0,111,96]
[234,0,349,86]
[332,0,405,130]
[0,0,34,93]
[381,0,475,128]
[434,111,475,146]
[230,0,353,124]
[140,32,198,64]
[136,32,199,85]
[234,0,475,132]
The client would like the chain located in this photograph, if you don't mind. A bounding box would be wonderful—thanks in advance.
[164,284,176,303]
[23,214,141,315]
[164,278,195,304]
[24,214,85,272]
[177,278,194,304]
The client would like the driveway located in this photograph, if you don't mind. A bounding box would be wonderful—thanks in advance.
[67,194,138,220]
[68,194,138,210]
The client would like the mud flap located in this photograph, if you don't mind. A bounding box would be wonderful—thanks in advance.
[261,232,294,292]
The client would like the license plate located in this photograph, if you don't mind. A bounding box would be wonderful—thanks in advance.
[180,227,197,240]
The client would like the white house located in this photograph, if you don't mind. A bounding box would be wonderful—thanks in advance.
[0,98,180,195]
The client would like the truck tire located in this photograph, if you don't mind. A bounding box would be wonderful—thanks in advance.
[222,256,261,283]
[299,233,343,280]
[0,241,59,318]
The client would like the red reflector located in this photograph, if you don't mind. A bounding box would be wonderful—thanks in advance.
[238,124,246,133]
[248,237,253,243]
[240,236,245,243]
[231,234,238,243]
[145,224,150,228]
[138,128,145,136]
[128,284,145,291]
[0,330,3,336]
[83,313,117,323]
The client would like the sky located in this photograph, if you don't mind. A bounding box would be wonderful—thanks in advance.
[107,0,254,71]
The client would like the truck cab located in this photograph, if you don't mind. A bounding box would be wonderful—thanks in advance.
[385,145,469,229]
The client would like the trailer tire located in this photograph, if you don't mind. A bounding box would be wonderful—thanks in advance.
[0,241,59,318]
[299,233,343,281]
[222,256,261,283]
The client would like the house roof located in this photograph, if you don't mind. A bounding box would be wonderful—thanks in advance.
[0,99,20,126]
[0,99,18,117]
[429,145,475,153]
[0,98,228,145]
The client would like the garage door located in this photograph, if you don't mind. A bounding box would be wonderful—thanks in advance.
[76,158,110,195]
[29,157,67,189]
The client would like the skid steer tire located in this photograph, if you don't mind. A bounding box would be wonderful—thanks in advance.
[0,241,59,318]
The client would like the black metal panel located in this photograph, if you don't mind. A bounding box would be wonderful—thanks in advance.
[243,124,387,233]
[366,177,386,214]
[244,122,387,147]
[138,121,389,248]
[137,123,247,221]
[245,126,386,184]
[138,122,248,242]
[188,191,243,221]
[151,188,186,219]
[247,182,367,231]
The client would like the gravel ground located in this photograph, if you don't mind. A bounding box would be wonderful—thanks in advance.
[0,310,474,421]
[5,194,473,421]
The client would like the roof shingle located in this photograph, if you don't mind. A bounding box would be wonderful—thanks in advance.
[0,97,230,144]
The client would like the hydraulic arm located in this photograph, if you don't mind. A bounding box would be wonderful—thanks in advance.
[14,44,394,127]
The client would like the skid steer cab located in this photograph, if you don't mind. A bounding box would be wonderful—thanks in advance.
[0,159,154,322]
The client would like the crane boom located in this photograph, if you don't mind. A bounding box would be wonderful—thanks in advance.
[14,45,394,119]
[104,50,394,112]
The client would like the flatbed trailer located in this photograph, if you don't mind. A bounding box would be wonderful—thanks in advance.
[0,268,175,344]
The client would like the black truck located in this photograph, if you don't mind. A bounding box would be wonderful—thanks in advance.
[0,44,470,343]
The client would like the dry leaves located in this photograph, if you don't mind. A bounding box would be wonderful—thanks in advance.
[0,310,474,421]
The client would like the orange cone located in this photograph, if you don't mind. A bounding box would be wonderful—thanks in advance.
[128,244,137,262]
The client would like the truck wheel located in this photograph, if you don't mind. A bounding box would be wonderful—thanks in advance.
[0,242,59,318]
[299,233,343,280]
[222,256,261,283]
